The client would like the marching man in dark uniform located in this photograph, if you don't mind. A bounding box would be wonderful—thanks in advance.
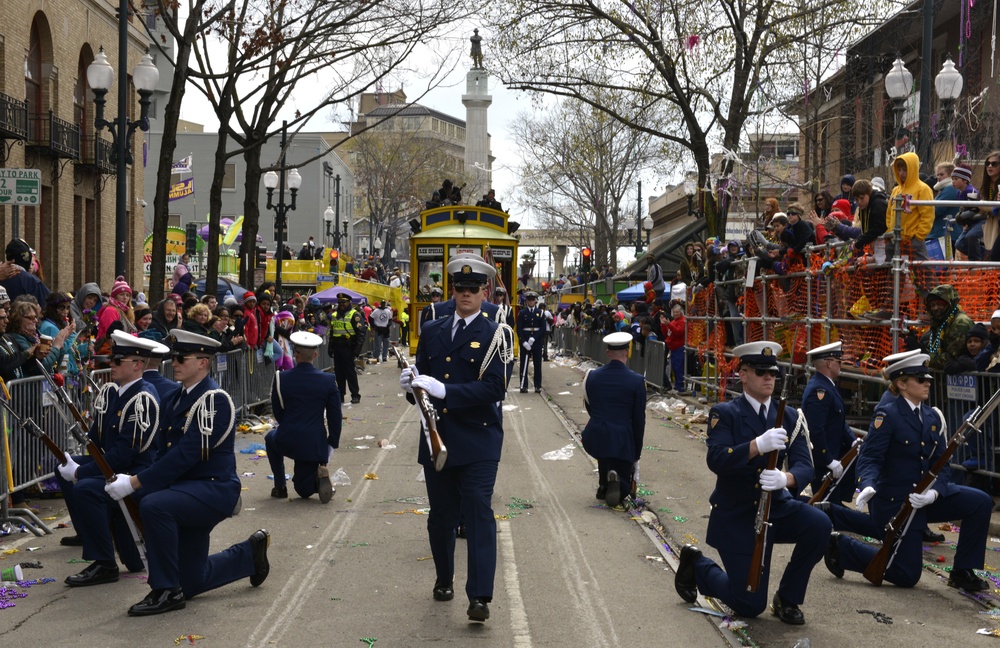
[266,331,342,503]
[399,253,510,622]
[419,286,446,333]
[104,329,270,616]
[57,331,169,585]
[675,341,831,625]
[581,332,646,507]
[825,352,992,592]
[327,293,364,404]
[516,291,545,393]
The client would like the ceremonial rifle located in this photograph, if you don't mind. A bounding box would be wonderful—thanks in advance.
[35,360,148,568]
[863,388,1000,585]
[391,344,447,471]
[807,432,863,505]
[747,366,792,593]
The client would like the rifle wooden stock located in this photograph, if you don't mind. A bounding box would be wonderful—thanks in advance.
[35,360,145,537]
[807,434,862,506]
[862,388,1000,585]
[392,345,448,471]
[747,398,787,593]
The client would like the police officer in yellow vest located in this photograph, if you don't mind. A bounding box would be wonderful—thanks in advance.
[327,293,364,404]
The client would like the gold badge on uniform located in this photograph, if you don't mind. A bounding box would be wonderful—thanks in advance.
[816,390,826,401]
[873,414,883,429]
[931,425,937,432]
[710,414,719,428]
[470,341,481,349]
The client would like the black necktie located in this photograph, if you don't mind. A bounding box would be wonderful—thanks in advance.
[759,403,767,427]
[453,318,466,341]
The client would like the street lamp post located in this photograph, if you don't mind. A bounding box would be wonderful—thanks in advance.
[324,205,337,248]
[390,248,397,269]
[935,54,963,136]
[885,57,913,142]
[87,39,159,279]
[635,180,643,254]
[642,216,653,249]
[263,121,301,299]
[623,216,636,249]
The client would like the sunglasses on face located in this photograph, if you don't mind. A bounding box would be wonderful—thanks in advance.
[910,376,931,384]
[751,368,780,378]
[454,285,481,294]
[989,160,1000,167]
[172,354,207,365]
[110,356,139,366]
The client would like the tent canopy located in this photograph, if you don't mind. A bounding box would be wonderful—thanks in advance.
[616,283,647,302]
[312,286,367,305]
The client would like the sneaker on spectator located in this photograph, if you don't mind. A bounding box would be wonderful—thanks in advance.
[862,309,891,321]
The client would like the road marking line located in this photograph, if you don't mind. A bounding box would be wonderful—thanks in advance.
[245,408,415,648]
[498,519,533,647]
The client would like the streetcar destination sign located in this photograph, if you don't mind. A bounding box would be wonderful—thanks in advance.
[0,169,41,205]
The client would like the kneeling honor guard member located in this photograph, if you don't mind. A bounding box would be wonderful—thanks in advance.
[825,352,992,592]
[674,341,831,624]
[399,253,509,623]
[266,330,341,502]
[581,331,646,507]
[104,329,270,616]
[58,331,169,585]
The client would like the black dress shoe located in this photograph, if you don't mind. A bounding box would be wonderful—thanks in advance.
[316,466,334,504]
[350,395,361,404]
[674,544,701,603]
[467,597,490,621]
[949,568,990,592]
[813,501,833,519]
[433,581,454,601]
[771,593,805,625]
[534,388,542,393]
[605,470,621,507]
[596,486,607,500]
[271,484,288,499]
[519,388,528,393]
[249,529,270,587]
[65,562,120,587]
[825,532,844,579]
[921,527,946,543]
[127,588,186,616]
[60,534,83,547]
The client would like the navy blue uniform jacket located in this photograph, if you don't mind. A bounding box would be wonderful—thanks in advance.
[705,396,812,553]
[143,369,181,406]
[801,372,855,483]
[857,395,956,517]
[77,380,159,480]
[421,299,499,329]
[581,362,646,462]
[515,307,546,345]
[409,314,507,467]
[137,376,240,517]
[271,362,342,462]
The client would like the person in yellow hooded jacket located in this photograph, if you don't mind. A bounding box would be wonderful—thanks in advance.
[886,152,934,261]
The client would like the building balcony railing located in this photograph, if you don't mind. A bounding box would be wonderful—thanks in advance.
[0,93,28,141]
[76,134,116,174]
[27,111,80,159]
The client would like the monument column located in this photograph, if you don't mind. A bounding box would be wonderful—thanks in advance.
[462,29,493,202]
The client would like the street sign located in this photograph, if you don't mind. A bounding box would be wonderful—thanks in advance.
[0,169,41,205]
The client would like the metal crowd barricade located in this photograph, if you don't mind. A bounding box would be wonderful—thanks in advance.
[551,327,666,389]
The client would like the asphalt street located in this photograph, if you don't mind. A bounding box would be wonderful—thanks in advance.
[1,354,998,646]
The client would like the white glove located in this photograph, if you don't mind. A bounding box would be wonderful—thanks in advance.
[759,469,788,492]
[104,474,135,501]
[328,446,335,462]
[522,340,532,351]
[855,486,876,511]
[399,366,418,393]
[755,427,787,454]
[633,460,640,486]
[826,459,844,480]
[909,489,939,510]
[58,456,80,483]
[527,337,535,348]
[412,375,446,399]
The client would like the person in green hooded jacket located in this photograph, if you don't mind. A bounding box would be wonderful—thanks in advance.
[921,284,974,371]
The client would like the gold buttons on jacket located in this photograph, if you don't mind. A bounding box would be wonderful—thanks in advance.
[444,374,450,379]
[445,357,451,362]
[442,408,448,414]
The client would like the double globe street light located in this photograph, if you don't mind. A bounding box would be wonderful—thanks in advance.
[87,46,159,278]
[885,54,964,146]
[264,160,302,297]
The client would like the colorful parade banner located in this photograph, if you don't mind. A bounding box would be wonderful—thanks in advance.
[169,177,194,201]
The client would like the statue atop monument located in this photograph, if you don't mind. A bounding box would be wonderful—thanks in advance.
[470,28,484,69]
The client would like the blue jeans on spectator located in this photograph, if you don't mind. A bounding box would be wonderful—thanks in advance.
[374,330,390,361]
[956,222,985,260]
[668,347,685,392]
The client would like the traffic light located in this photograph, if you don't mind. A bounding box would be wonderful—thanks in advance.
[255,245,267,269]
[329,248,339,273]
[581,247,592,273]
[185,222,198,256]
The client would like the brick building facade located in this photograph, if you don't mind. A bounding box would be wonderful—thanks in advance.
[0,0,150,294]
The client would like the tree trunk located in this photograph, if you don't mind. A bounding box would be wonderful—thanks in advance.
[149,12,198,302]
[206,102,232,302]
[240,142,264,289]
